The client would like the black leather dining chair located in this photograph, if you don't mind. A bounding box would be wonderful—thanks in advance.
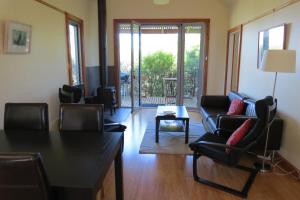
[59,104,104,133]
[4,103,49,132]
[189,96,277,198]
[0,153,51,200]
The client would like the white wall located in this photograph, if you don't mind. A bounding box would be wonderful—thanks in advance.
[0,0,98,130]
[230,0,300,168]
[229,0,292,27]
[107,0,230,95]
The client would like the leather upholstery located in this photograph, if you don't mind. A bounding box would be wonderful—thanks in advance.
[191,96,277,166]
[200,107,227,121]
[0,153,51,200]
[200,95,229,109]
[85,86,117,115]
[4,103,49,132]
[59,104,104,133]
[59,84,84,103]
[199,92,283,151]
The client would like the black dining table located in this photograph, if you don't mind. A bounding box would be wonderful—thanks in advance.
[0,130,124,200]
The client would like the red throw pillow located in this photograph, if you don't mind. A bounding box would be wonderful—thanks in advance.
[225,119,253,154]
[227,99,245,115]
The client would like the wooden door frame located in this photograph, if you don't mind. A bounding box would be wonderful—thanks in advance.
[224,25,243,95]
[113,19,210,107]
[65,13,87,91]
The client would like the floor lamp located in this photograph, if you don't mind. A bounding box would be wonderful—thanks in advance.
[258,49,296,172]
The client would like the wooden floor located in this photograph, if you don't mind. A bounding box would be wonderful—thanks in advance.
[99,108,300,200]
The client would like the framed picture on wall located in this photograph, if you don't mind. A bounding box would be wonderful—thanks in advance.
[4,21,31,54]
[257,24,287,68]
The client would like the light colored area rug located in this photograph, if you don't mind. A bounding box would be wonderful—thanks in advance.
[139,122,206,155]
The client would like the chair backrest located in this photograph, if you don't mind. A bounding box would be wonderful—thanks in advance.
[59,104,104,133]
[4,103,49,132]
[0,153,51,200]
[236,96,277,150]
[227,96,276,165]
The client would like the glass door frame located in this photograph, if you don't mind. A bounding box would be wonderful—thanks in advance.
[113,19,210,109]
[130,21,142,112]
[177,23,207,110]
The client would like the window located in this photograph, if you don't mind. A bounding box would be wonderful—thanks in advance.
[65,14,85,86]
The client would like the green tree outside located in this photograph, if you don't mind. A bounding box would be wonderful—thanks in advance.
[141,46,200,97]
[141,51,176,97]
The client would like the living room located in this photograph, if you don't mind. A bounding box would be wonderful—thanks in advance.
[0,0,300,200]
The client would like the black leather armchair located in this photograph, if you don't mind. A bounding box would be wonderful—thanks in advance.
[85,86,117,115]
[190,96,277,198]
[59,84,84,103]
[0,153,51,200]
[4,103,49,132]
[199,92,283,151]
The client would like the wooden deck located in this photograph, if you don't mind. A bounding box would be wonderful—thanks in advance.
[121,96,197,107]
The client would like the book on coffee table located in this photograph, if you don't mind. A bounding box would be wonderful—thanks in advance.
[161,110,176,116]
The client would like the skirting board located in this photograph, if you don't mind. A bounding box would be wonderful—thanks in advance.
[275,152,300,178]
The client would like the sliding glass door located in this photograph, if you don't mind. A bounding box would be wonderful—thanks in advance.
[131,22,141,112]
[178,23,205,109]
[117,20,207,110]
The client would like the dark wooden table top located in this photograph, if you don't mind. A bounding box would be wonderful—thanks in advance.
[0,130,123,200]
[156,106,189,119]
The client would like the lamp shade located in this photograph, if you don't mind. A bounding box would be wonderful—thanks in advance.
[260,50,296,73]
[153,0,170,5]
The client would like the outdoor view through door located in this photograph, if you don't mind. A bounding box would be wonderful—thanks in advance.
[116,20,208,110]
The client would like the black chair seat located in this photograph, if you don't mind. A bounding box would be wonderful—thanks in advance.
[190,133,229,164]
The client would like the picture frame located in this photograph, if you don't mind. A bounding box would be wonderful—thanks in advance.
[4,21,32,54]
[257,24,287,68]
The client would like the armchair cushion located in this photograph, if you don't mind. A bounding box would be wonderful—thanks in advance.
[227,99,245,115]
[226,119,253,153]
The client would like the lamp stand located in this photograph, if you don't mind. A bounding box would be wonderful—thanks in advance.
[255,72,278,173]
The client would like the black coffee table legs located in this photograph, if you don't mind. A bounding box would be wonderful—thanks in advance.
[155,118,160,143]
[185,119,189,144]
[155,118,189,144]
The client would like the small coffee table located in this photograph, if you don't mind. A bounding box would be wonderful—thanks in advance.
[155,106,190,144]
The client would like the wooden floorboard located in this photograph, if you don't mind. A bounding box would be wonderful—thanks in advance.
[99,108,300,200]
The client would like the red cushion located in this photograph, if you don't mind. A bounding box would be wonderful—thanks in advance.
[226,119,253,153]
[227,99,245,115]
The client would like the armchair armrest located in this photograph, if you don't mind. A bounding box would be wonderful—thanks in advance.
[216,115,257,137]
[104,122,122,126]
[200,95,229,108]
[197,141,244,151]
[217,115,257,129]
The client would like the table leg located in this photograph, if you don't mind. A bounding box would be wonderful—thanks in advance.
[156,118,160,143]
[114,146,123,200]
[185,119,189,144]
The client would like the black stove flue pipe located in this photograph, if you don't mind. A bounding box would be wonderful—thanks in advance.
[98,0,107,87]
